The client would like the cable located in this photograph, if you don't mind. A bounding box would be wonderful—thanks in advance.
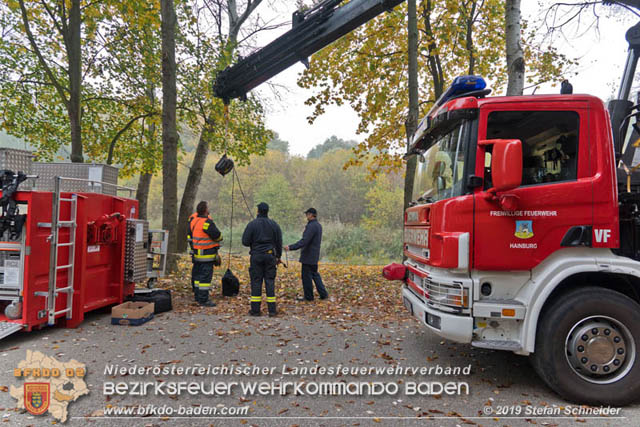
[223,104,230,154]
[233,168,254,218]
[223,101,235,270]
[227,167,235,270]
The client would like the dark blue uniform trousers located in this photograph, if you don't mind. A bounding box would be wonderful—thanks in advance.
[249,253,277,314]
[301,264,328,301]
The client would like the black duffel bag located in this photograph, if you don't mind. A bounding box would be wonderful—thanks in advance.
[215,154,234,176]
[221,269,240,297]
[128,289,172,314]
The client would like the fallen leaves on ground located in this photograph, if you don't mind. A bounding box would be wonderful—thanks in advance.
[155,255,406,323]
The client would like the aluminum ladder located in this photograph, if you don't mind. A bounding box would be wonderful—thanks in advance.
[43,177,78,326]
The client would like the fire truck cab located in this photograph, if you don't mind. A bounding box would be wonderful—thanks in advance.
[389,73,640,405]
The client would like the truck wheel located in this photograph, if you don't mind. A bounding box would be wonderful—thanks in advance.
[531,286,640,405]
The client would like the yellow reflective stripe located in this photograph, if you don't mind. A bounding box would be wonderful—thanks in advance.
[198,283,211,288]
[194,254,216,259]
[194,281,199,284]
[203,223,209,230]
[193,243,219,249]
[250,296,262,302]
[266,297,276,302]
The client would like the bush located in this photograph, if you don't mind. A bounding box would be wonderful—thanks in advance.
[321,222,402,265]
[210,222,402,266]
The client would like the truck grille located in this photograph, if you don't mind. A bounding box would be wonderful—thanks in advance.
[424,277,468,310]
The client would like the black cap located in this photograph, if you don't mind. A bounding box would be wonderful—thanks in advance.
[257,202,269,214]
[304,208,317,215]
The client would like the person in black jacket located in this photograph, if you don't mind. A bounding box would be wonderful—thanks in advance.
[242,202,283,317]
[285,208,328,302]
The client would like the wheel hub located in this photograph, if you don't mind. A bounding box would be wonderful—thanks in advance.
[565,316,635,384]
[585,336,615,365]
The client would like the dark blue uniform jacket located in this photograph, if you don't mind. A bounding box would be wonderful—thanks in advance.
[242,213,283,258]
[289,219,322,265]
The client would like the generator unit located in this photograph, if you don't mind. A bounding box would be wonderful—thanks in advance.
[0,151,167,339]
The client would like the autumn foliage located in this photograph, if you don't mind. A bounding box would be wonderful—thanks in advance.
[164,254,405,322]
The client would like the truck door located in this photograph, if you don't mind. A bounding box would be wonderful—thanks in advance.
[473,102,592,270]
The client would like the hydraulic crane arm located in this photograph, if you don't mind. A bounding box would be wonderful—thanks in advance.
[213,0,405,103]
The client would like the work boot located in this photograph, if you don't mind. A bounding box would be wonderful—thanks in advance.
[195,288,214,306]
[248,310,261,317]
[267,302,277,317]
[251,301,261,314]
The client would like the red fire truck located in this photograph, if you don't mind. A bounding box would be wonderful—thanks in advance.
[382,22,640,406]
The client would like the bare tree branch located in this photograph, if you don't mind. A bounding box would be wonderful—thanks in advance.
[17,0,69,106]
[107,112,157,164]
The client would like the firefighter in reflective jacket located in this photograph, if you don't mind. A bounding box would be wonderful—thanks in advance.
[188,201,222,307]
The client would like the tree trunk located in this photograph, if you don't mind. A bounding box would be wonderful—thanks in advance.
[68,0,83,162]
[161,0,179,272]
[176,125,212,253]
[136,173,152,220]
[404,0,419,211]
[506,0,524,96]
[423,0,445,98]
[465,1,478,75]
[172,0,266,255]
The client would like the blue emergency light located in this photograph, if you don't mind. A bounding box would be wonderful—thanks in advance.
[411,75,488,151]
[435,75,487,107]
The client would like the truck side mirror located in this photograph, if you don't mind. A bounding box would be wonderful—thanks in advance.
[479,139,522,192]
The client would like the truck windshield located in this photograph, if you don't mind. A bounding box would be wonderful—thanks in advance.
[412,122,469,203]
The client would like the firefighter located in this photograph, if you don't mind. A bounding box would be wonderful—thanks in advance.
[187,201,223,307]
[242,202,283,317]
[285,208,328,302]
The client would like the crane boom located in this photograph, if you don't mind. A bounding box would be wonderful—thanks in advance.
[213,0,405,103]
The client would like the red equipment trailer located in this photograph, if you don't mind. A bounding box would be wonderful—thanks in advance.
[0,161,167,340]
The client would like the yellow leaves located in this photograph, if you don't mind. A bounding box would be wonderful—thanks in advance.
[300,0,570,178]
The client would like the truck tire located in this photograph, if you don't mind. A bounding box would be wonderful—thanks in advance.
[531,286,640,405]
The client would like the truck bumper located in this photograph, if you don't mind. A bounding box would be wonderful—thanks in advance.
[402,285,473,343]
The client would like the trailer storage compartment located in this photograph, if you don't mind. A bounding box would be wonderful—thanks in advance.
[0,170,167,339]
[0,148,34,190]
[32,163,119,195]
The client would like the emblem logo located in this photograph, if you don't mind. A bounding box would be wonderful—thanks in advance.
[24,383,50,416]
[515,220,534,239]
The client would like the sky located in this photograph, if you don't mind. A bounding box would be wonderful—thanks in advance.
[248,1,639,157]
